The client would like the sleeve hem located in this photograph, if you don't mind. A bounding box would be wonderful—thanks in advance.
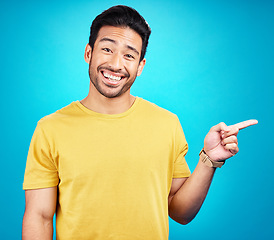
[23,181,59,190]
[172,172,191,178]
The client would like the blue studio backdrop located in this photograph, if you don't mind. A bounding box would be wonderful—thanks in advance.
[1,0,273,239]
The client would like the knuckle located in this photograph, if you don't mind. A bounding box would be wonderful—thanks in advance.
[233,136,238,143]
[233,126,239,133]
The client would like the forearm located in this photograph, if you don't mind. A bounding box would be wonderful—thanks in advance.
[169,159,216,224]
[22,212,53,240]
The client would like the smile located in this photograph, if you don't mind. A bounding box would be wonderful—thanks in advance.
[102,71,122,82]
[100,69,129,87]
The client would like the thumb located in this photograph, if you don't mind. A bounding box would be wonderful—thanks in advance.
[210,122,229,132]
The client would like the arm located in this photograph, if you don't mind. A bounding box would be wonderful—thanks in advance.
[22,187,57,240]
[168,161,215,224]
[168,120,258,225]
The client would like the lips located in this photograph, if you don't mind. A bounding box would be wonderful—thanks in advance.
[103,71,122,81]
[100,69,128,86]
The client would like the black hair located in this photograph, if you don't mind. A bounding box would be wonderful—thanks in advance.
[89,5,151,61]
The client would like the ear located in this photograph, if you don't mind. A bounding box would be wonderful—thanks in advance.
[84,44,92,63]
[137,58,146,76]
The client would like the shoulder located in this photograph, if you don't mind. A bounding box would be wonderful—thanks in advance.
[138,98,179,123]
[37,101,80,130]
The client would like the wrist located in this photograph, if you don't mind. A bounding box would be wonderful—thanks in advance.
[199,149,225,168]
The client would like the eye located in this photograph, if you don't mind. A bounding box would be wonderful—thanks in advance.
[125,54,135,59]
[102,48,112,53]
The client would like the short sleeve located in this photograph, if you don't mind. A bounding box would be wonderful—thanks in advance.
[173,118,191,178]
[23,122,59,190]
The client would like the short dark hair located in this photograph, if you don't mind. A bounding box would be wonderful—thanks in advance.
[89,5,151,61]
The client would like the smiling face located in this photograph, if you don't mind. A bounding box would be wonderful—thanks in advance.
[85,26,146,99]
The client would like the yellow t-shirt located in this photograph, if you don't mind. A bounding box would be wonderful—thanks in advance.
[23,97,191,240]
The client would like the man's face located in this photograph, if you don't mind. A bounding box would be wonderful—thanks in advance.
[85,26,146,98]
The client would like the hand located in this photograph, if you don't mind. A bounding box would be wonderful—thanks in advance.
[204,120,258,162]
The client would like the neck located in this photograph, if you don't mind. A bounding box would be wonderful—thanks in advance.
[80,85,136,115]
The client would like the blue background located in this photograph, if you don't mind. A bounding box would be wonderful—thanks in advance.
[1,0,273,239]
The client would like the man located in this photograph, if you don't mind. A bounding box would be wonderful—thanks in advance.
[22,5,257,240]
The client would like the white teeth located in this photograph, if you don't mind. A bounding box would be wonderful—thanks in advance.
[103,72,122,81]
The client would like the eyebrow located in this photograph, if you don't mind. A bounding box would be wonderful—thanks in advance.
[99,37,140,56]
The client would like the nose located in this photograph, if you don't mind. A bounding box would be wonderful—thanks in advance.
[109,53,123,71]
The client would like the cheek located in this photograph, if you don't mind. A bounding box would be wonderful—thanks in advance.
[127,63,141,75]
[90,52,106,66]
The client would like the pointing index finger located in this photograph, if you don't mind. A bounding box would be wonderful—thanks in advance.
[232,119,258,130]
